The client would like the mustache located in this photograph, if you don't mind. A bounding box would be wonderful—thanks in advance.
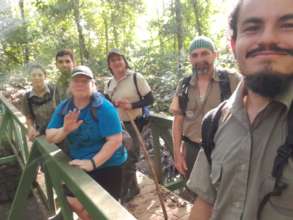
[246,44,293,58]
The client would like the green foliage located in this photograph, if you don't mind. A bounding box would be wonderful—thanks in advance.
[0,0,236,113]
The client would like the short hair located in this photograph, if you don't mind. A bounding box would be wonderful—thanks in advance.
[55,49,75,62]
[229,0,243,41]
[28,64,47,77]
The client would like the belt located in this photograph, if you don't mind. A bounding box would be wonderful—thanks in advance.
[182,136,200,147]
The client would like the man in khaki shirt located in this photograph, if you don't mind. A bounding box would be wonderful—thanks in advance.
[170,36,240,179]
[55,49,75,100]
[188,0,293,219]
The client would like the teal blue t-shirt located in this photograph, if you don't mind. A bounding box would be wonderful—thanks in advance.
[47,92,127,168]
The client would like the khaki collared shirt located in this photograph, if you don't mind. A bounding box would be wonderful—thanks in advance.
[187,81,293,220]
[56,72,71,100]
[169,70,240,143]
[104,70,151,121]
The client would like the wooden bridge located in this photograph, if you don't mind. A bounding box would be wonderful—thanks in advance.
[0,93,192,220]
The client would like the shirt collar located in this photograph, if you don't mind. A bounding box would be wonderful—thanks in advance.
[91,92,104,108]
[189,69,219,86]
[29,84,50,98]
[113,69,132,83]
[227,79,293,116]
[273,80,293,110]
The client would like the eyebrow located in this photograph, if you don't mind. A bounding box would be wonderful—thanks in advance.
[279,14,293,22]
[241,17,262,26]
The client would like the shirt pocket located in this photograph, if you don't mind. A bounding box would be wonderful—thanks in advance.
[210,163,222,192]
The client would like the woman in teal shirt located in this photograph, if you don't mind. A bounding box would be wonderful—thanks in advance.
[46,65,127,220]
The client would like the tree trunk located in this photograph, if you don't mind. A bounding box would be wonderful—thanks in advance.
[72,0,89,64]
[175,0,183,56]
[18,0,29,64]
[103,16,109,53]
[191,0,202,35]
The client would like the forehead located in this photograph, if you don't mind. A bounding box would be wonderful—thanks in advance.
[238,0,293,25]
[190,48,213,55]
[56,55,73,62]
[71,75,91,80]
[108,54,123,60]
[31,68,45,75]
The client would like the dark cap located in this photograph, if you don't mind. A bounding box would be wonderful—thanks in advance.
[107,48,124,58]
[71,65,93,79]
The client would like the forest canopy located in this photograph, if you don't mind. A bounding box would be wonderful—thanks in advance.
[0,0,237,112]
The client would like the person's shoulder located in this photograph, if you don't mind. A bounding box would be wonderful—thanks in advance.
[130,71,145,81]
[177,74,192,87]
[92,92,113,110]
[55,98,71,114]
[24,88,32,98]
[217,68,241,81]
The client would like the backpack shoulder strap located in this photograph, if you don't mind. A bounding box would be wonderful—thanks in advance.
[201,101,226,164]
[218,70,232,101]
[25,91,36,120]
[91,107,98,122]
[178,75,192,114]
[107,78,112,89]
[47,84,57,108]
[133,72,142,100]
[257,102,293,219]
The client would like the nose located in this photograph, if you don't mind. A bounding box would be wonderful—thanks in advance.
[257,25,279,46]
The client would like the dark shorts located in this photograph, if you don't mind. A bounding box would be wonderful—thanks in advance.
[63,165,123,200]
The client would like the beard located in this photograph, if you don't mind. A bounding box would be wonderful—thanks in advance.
[192,61,212,75]
[244,71,293,98]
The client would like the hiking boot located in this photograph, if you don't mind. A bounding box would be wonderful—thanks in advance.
[123,186,140,203]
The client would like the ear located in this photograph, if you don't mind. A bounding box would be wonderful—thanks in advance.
[230,38,236,56]
[188,54,191,63]
[213,51,218,60]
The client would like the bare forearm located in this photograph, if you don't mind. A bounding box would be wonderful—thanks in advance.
[92,134,122,168]
[46,127,70,144]
[172,115,184,154]
[189,197,213,220]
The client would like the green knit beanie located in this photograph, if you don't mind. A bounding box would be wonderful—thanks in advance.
[189,36,216,54]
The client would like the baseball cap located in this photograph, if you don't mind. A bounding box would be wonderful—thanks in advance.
[71,65,93,79]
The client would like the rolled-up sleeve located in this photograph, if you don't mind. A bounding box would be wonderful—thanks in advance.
[187,148,216,205]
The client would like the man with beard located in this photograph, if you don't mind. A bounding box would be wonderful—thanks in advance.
[170,36,240,182]
[187,0,293,219]
[55,49,76,100]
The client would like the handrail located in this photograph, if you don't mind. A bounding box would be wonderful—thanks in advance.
[0,92,183,219]
[0,93,136,219]
[8,137,136,220]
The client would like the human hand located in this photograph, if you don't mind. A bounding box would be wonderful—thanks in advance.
[174,143,188,177]
[69,159,94,172]
[28,127,40,141]
[63,109,83,134]
[114,99,132,110]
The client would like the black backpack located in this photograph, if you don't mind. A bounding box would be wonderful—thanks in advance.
[201,101,293,219]
[178,70,231,114]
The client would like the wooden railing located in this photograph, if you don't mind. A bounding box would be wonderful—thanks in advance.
[0,93,183,219]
